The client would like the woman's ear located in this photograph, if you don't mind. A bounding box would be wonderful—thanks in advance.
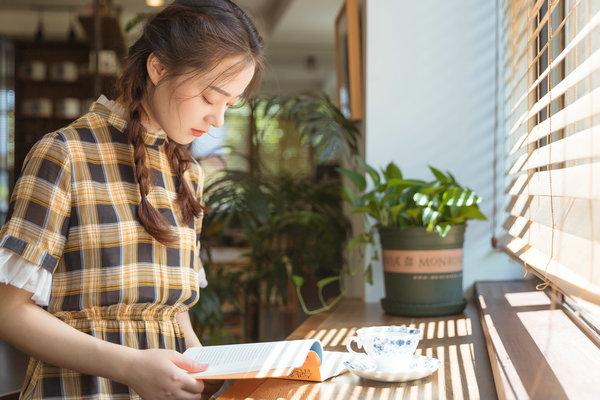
[147,53,166,86]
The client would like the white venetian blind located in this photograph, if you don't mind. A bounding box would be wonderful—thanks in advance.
[500,0,600,309]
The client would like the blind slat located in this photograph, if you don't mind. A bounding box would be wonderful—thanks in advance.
[507,125,600,173]
[507,161,600,199]
[505,194,600,241]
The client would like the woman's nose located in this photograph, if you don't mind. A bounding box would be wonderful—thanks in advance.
[207,107,226,128]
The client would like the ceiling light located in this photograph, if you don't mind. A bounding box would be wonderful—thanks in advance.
[146,0,164,7]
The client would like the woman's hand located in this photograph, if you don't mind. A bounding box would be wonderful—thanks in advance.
[125,348,209,400]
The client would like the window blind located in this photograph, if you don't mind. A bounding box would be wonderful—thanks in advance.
[499,0,600,308]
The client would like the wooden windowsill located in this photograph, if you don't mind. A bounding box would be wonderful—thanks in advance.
[475,279,600,400]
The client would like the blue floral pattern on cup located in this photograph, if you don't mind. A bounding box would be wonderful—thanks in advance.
[346,325,422,371]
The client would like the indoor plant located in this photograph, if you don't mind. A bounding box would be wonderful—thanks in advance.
[200,168,350,340]
[337,158,487,316]
[195,93,358,340]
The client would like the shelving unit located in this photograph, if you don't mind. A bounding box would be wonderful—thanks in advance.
[13,40,119,183]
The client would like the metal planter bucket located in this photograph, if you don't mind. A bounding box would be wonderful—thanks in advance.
[378,225,466,316]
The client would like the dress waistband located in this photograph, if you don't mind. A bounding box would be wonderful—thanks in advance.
[53,303,185,322]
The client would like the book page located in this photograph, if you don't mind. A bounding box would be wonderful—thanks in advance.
[185,340,323,379]
[320,351,350,380]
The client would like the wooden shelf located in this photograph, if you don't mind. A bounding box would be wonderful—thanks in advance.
[77,14,126,59]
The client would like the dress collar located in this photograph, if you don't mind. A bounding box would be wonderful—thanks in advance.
[142,125,168,147]
[91,95,168,147]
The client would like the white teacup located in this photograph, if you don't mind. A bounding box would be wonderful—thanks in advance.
[346,325,422,371]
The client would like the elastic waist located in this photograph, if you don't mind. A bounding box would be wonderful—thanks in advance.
[53,303,185,322]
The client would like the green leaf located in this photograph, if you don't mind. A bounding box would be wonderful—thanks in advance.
[315,140,336,163]
[388,204,406,221]
[446,170,458,183]
[300,121,328,143]
[341,184,356,206]
[457,205,487,220]
[422,207,440,226]
[413,193,430,206]
[442,187,461,205]
[317,276,341,289]
[348,233,368,251]
[357,157,381,187]
[429,166,447,182]
[405,208,421,220]
[364,264,373,285]
[418,186,440,195]
[443,187,480,207]
[389,178,427,188]
[436,223,452,237]
[292,275,304,288]
[382,192,401,205]
[384,162,403,180]
[351,206,373,215]
[336,168,366,192]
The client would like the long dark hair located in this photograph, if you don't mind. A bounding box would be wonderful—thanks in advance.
[118,0,264,245]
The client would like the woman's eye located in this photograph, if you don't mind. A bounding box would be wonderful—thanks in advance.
[202,96,213,105]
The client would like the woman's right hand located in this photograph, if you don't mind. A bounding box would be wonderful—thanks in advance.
[125,348,209,400]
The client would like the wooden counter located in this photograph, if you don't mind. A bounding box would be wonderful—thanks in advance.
[218,298,497,400]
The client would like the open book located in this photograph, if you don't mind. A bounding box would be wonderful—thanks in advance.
[183,339,348,382]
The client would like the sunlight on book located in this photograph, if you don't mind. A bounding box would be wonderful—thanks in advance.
[184,339,348,381]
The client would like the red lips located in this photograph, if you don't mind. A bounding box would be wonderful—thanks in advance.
[192,129,206,137]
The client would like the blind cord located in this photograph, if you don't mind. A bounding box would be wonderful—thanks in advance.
[492,0,500,249]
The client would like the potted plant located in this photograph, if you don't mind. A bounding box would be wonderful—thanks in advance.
[337,158,487,316]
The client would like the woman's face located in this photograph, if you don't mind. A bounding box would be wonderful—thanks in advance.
[144,54,255,145]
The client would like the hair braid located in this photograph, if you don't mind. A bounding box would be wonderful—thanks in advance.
[167,141,204,226]
[122,52,178,245]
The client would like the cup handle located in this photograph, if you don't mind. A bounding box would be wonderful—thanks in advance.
[346,335,363,355]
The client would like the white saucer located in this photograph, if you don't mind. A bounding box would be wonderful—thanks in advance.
[343,354,441,382]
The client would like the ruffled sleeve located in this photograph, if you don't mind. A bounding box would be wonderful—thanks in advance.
[0,248,52,306]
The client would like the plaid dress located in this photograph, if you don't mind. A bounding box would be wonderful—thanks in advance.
[0,101,204,399]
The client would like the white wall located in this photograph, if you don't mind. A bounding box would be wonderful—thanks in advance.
[361,0,524,303]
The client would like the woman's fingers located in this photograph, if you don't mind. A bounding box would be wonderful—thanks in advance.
[168,351,211,396]
[170,350,209,373]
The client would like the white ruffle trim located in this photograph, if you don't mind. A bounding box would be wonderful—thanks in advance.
[198,264,208,289]
[97,94,127,120]
[0,248,52,306]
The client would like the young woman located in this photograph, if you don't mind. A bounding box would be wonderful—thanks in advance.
[0,1,263,399]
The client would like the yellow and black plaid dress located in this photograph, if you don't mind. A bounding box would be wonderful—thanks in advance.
[0,101,204,399]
